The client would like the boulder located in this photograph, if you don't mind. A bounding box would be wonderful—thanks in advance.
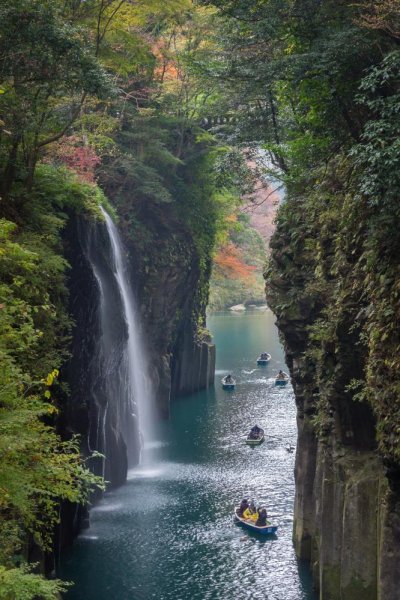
[229,303,246,311]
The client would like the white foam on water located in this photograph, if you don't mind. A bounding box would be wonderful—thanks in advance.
[127,466,165,480]
[93,502,123,513]
[143,440,169,450]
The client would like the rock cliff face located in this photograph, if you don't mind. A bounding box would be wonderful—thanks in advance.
[117,199,215,417]
[63,214,135,488]
[62,200,215,472]
[266,190,400,600]
[289,356,400,600]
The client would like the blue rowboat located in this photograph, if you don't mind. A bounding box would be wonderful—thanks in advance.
[257,353,271,365]
[222,377,236,390]
[234,509,278,535]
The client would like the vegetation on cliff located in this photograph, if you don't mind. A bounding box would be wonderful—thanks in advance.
[0,166,105,598]
[202,0,400,463]
[4,0,400,595]
[0,1,245,596]
[209,212,267,310]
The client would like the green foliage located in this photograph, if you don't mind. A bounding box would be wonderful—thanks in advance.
[201,0,385,178]
[0,565,70,600]
[213,149,255,196]
[0,167,106,598]
[351,50,400,205]
[0,0,114,195]
[0,2,254,596]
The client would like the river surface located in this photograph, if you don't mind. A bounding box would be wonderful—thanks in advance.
[60,309,316,600]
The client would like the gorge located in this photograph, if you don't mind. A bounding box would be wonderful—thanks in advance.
[1,1,400,600]
[60,309,314,600]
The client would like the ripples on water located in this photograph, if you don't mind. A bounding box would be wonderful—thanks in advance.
[60,311,315,600]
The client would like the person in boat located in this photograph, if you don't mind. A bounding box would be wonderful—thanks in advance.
[260,352,268,360]
[243,501,258,522]
[276,370,287,380]
[225,374,233,384]
[237,499,249,517]
[249,424,261,439]
[255,508,268,527]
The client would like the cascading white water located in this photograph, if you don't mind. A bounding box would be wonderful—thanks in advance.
[100,207,154,455]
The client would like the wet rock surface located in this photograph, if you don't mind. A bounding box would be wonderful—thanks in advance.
[63,216,135,486]
[120,200,215,416]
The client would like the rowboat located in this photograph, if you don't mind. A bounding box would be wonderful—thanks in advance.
[222,376,236,390]
[245,428,265,445]
[234,508,278,535]
[257,353,271,365]
[275,372,289,386]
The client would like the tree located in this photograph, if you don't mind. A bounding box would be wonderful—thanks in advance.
[0,0,112,196]
[0,3,248,596]
[0,216,104,599]
[356,0,400,39]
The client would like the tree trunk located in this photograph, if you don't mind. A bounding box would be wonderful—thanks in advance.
[25,150,38,193]
[1,137,20,197]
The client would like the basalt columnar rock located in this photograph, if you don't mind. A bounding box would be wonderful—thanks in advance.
[63,214,133,488]
[266,185,400,600]
[120,200,215,416]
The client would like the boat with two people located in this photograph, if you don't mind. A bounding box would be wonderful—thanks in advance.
[234,499,278,535]
[257,352,271,366]
[245,424,265,446]
[222,373,236,390]
[275,370,289,386]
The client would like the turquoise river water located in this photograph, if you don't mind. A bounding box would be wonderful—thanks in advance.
[60,309,316,600]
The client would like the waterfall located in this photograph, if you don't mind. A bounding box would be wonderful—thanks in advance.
[99,207,154,455]
[65,204,155,490]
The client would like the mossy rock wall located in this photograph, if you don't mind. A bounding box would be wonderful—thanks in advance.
[266,172,400,599]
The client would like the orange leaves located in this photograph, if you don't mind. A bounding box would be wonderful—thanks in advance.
[214,243,256,281]
[152,39,180,83]
[355,0,400,39]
